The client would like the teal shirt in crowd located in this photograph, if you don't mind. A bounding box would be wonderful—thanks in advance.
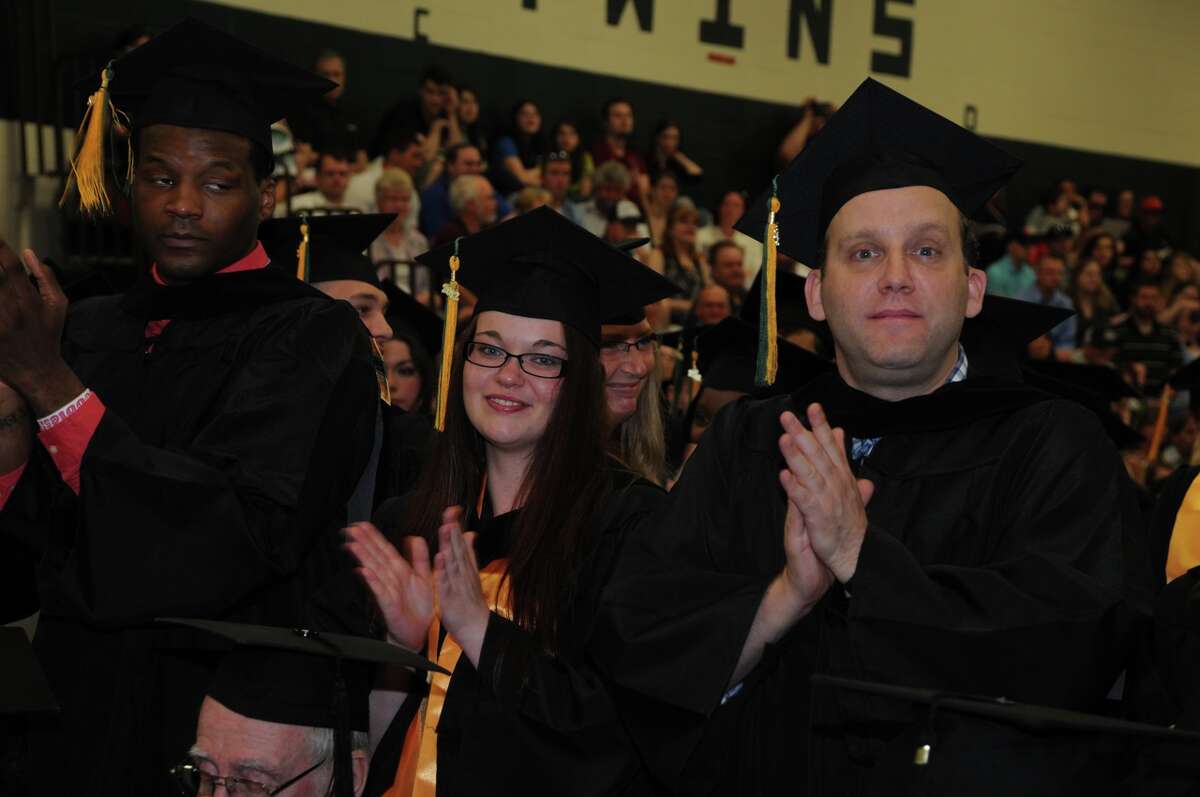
[985,255,1036,298]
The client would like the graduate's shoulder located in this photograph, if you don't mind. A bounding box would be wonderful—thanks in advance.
[604,456,667,513]
[709,391,799,454]
[1006,394,1115,451]
[243,292,375,367]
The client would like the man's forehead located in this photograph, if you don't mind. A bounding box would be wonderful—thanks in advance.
[828,185,959,237]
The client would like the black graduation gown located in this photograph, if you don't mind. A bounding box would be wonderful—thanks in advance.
[0,265,380,795]
[374,405,434,508]
[365,464,668,797]
[599,354,1155,796]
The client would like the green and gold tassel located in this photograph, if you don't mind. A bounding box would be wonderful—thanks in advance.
[434,239,464,431]
[755,176,781,387]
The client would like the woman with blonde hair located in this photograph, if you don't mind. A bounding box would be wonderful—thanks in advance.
[1068,259,1118,347]
[660,202,709,322]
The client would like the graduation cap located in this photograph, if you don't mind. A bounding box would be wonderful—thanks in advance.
[379,278,443,358]
[811,674,1200,780]
[696,317,832,395]
[606,238,680,326]
[62,18,334,216]
[1022,361,1144,450]
[1168,358,1200,407]
[415,207,679,428]
[160,618,444,797]
[260,213,394,285]
[734,78,1022,387]
[741,269,833,352]
[0,627,58,717]
[959,293,1075,359]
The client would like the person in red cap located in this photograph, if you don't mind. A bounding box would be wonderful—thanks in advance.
[1124,194,1173,267]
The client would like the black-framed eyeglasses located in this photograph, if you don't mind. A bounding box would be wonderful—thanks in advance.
[465,341,567,378]
[599,334,658,357]
[170,757,327,796]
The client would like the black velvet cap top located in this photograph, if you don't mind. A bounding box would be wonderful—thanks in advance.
[736,78,1022,270]
[696,317,832,395]
[260,213,395,286]
[415,207,679,345]
[104,17,334,152]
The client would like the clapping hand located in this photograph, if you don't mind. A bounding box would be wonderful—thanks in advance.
[778,404,874,583]
[344,522,435,651]
[433,506,490,667]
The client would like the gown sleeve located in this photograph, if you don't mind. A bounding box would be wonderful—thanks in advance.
[1,300,379,626]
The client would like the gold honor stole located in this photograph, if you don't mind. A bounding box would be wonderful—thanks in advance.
[386,558,513,797]
[1166,473,1200,582]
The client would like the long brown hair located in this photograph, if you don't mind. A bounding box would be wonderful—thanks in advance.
[403,315,611,650]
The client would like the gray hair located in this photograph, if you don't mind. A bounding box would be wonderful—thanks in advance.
[449,174,488,214]
[306,726,370,772]
[593,160,632,192]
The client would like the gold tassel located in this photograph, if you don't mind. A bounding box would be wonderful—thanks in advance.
[1147,384,1174,464]
[371,337,392,405]
[60,63,125,217]
[434,240,463,432]
[295,214,311,282]
[755,177,781,387]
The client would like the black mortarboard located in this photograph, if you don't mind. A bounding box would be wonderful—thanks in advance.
[604,237,675,325]
[696,317,832,395]
[106,18,333,152]
[1168,359,1200,414]
[63,18,333,216]
[1022,361,1144,450]
[260,213,394,286]
[811,674,1200,789]
[161,618,444,797]
[380,279,443,357]
[0,627,58,716]
[960,294,1075,358]
[741,269,833,351]
[736,78,1022,271]
[414,206,679,345]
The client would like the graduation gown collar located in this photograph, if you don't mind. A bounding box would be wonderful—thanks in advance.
[120,243,324,321]
[798,347,1052,440]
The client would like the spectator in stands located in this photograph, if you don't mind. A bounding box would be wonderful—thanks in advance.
[1160,282,1200,331]
[343,128,430,217]
[1116,248,1166,308]
[696,190,764,285]
[419,143,510,237]
[1085,188,1109,230]
[573,160,639,238]
[1023,187,1073,237]
[493,99,548,193]
[1018,253,1076,359]
[1115,280,1183,395]
[1068,259,1118,348]
[1101,188,1136,240]
[455,84,489,157]
[592,98,648,203]
[371,65,451,157]
[661,203,709,322]
[776,97,834,169]
[1163,250,1197,298]
[1123,195,1172,266]
[370,169,431,299]
[1079,230,1119,285]
[432,174,498,246]
[512,187,552,215]
[708,240,747,316]
[647,120,703,190]
[288,50,367,171]
[985,234,1035,298]
[284,149,355,215]
[554,117,594,200]
[541,151,576,221]
[644,172,679,246]
[693,284,732,326]
[603,203,647,246]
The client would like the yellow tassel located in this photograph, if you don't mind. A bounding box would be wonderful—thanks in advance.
[434,245,463,432]
[1147,384,1174,464]
[296,214,311,282]
[755,179,781,387]
[371,337,392,405]
[60,64,123,217]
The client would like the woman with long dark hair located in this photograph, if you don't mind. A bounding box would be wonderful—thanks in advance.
[493,99,549,193]
[553,116,594,200]
[346,209,677,796]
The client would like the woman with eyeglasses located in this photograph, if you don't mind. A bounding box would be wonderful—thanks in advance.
[346,209,678,797]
